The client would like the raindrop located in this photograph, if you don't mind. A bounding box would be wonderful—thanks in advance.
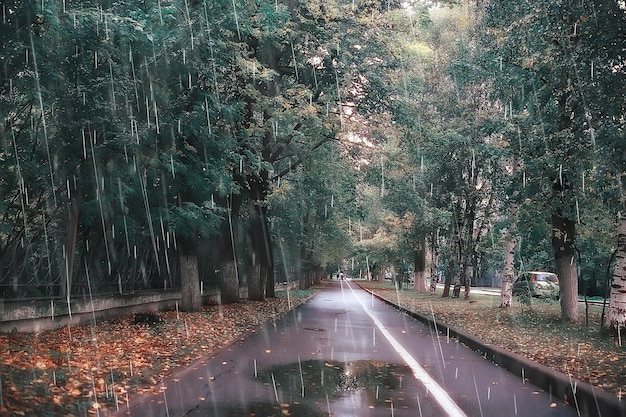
[271,372,279,403]
[109,59,116,111]
[429,301,446,368]
[232,0,241,40]
[157,0,164,24]
[473,372,484,417]
[154,101,160,133]
[298,355,305,397]
[416,394,423,416]
[30,31,57,205]
[161,379,171,417]
[326,392,331,415]
[291,42,299,80]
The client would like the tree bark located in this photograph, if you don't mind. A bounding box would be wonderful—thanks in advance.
[60,201,80,300]
[413,237,427,292]
[219,257,240,303]
[218,220,240,304]
[500,236,516,308]
[248,261,263,301]
[429,231,439,294]
[179,253,202,312]
[607,180,626,332]
[442,257,454,297]
[551,212,578,322]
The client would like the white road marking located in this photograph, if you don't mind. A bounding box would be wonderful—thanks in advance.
[347,282,468,417]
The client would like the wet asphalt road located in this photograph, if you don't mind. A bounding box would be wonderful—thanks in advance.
[107,280,580,417]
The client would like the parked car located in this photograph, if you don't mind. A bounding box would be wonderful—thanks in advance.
[512,271,559,299]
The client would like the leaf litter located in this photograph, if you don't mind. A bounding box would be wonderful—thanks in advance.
[360,281,626,400]
[0,290,317,416]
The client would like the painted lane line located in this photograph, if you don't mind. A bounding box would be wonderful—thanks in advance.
[347,282,468,417]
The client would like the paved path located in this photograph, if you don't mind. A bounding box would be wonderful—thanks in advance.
[107,280,579,417]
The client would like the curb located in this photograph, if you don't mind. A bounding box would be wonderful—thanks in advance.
[357,283,626,417]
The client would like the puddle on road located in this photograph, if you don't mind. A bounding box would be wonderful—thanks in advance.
[226,401,326,417]
[250,359,413,416]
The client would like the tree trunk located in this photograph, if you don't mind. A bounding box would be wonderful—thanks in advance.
[607,203,626,332]
[248,261,263,301]
[500,204,518,308]
[265,263,275,298]
[463,263,472,300]
[179,253,202,312]
[219,258,240,303]
[218,226,240,304]
[500,236,516,308]
[413,237,427,292]
[60,201,80,300]
[246,207,265,302]
[442,258,454,297]
[551,213,578,322]
[429,232,439,294]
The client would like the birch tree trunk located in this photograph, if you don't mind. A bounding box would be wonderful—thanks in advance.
[551,212,578,322]
[500,236,516,308]
[500,204,518,308]
[607,195,626,332]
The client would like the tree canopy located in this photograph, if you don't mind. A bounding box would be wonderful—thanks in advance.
[1,0,625,328]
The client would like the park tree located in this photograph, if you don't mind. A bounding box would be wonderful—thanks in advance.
[484,0,626,322]
[0,0,238,311]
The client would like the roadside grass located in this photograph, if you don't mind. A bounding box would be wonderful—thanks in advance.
[358,280,626,399]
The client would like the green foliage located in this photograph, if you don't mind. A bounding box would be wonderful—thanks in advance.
[0,0,622,303]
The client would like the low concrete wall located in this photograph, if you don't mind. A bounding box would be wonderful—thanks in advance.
[0,286,250,333]
[0,283,306,334]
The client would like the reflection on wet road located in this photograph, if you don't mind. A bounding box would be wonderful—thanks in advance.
[108,280,580,417]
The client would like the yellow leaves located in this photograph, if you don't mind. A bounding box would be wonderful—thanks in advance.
[1,294,313,415]
[360,280,626,400]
